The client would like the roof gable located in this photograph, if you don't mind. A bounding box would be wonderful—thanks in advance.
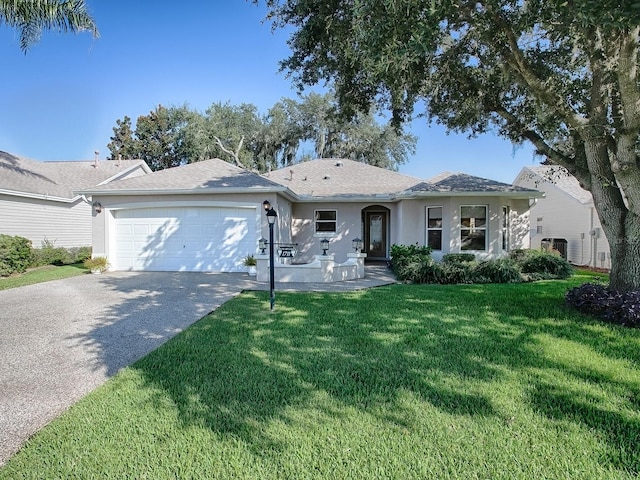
[0,151,149,200]
[84,158,284,194]
[517,166,592,204]
[410,172,535,194]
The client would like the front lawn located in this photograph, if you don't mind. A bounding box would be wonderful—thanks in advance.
[0,264,87,291]
[2,271,638,479]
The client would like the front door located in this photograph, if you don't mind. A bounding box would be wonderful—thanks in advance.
[365,211,388,259]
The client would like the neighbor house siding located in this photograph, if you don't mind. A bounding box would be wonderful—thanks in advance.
[0,194,92,247]
[515,172,610,268]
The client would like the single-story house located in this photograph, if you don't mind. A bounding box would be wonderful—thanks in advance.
[513,165,611,269]
[78,158,541,272]
[0,151,151,248]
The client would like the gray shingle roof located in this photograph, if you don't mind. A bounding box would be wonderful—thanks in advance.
[265,160,538,199]
[0,151,148,200]
[83,158,284,194]
[263,158,422,198]
[521,165,592,204]
[409,172,536,194]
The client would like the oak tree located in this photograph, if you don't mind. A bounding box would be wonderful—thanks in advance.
[264,0,640,291]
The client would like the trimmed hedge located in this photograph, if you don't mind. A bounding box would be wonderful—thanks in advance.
[510,248,574,280]
[390,245,575,285]
[0,235,33,276]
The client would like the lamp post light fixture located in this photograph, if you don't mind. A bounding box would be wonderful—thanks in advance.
[320,237,330,255]
[263,200,277,311]
[258,237,267,255]
[352,237,363,253]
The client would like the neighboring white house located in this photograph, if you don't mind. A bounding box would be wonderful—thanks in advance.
[78,157,541,273]
[0,151,151,248]
[513,165,611,269]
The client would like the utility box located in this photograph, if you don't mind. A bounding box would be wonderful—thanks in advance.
[541,238,568,259]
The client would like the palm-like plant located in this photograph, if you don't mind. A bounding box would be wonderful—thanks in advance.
[0,0,99,52]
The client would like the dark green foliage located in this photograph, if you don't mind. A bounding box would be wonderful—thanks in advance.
[108,92,416,173]
[513,249,574,280]
[31,241,91,267]
[472,259,523,284]
[566,283,640,328]
[440,261,474,284]
[389,243,433,281]
[0,234,33,276]
[392,246,573,284]
[443,253,476,264]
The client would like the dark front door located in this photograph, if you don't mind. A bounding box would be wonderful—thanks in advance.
[365,211,388,259]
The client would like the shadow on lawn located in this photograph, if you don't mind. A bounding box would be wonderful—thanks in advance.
[90,279,640,474]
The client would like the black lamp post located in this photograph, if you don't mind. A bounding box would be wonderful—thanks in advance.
[263,200,277,311]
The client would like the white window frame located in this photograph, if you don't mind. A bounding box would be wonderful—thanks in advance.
[502,205,510,251]
[426,206,443,251]
[314,209,337,236]
[460,205,488,251]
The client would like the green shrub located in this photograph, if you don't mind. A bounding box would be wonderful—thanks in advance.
[443,253,476,264]
[390,243,433,280]
[67,246,92,263]
[513,249,574,279]
[471,258,523,284]
[31,240,91,267]
[440,261,474,284]
[0,234,33,276]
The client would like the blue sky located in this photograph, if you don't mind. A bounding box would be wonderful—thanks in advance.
[0,1,542,183]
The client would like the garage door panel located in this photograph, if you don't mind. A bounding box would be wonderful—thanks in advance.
[114,206,256,272]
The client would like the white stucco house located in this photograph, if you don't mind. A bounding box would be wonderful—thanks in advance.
[77,158,541,273]
[513,165,611,269]
[0,151,151,248]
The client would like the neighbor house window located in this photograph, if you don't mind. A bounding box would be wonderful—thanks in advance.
[460,205,487,251]
[426,206,443,250]
[315,210,337,234]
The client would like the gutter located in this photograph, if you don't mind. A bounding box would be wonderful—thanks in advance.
[0,188,77,203]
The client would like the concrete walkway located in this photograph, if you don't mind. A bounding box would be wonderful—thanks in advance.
[0,265,396,466]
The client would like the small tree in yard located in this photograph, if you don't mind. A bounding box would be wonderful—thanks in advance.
[264,0,640,292]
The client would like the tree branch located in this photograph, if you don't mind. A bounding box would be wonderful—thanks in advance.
[486,5,587,132]
[213,135,247,168]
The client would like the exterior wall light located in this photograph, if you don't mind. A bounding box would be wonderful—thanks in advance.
[321,238,330,255]
[352,237,363,252]
[258,237,267,255]
[92,201,102,214]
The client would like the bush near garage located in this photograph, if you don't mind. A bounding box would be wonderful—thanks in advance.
[0,234,33,276]
[30,240,91,267]
[391,245,574,285]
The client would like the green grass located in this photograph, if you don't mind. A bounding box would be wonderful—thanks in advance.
[0,264,88,290]
[2,271,639,479]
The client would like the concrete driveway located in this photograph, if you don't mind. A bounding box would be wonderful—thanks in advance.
[0,271,259,466]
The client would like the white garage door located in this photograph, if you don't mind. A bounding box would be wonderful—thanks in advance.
[114,206,256,272]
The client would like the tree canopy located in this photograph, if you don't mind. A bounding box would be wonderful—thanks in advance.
[107,93,416,173]
[263,0,640,292]
[0,0,98,52]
